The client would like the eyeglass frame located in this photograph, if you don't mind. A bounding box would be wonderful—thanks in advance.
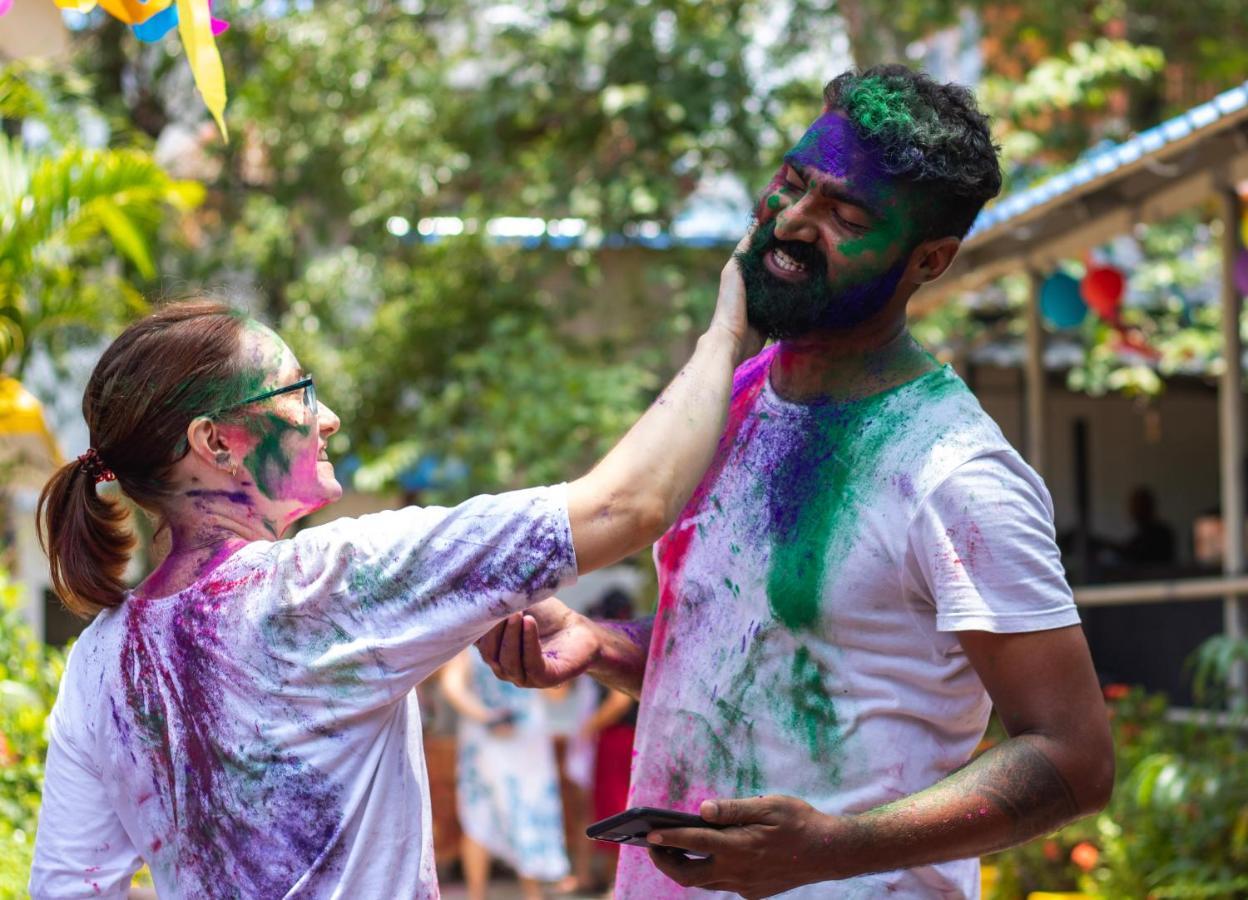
[211,375,318,420]
[170,375,319,462]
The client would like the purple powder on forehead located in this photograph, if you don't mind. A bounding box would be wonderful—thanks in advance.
[786,109,889,185]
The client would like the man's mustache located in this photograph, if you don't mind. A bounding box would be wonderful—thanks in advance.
[742,220,827,275]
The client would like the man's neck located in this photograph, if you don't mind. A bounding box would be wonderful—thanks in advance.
[769,318,938,405]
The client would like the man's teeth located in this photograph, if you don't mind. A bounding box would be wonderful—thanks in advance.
[772,248,807,272]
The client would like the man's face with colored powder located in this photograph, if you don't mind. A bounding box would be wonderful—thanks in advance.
[737,109,917,339]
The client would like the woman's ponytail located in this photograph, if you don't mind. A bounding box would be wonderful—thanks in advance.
[38,455,135,618]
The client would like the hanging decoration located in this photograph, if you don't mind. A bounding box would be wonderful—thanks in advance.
[1040,272,1087,328]
[1234,248,1248,297]
[41,0,230,140]
[1080,264,1126,323]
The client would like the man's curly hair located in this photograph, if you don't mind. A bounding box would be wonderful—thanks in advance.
[823,64,1002,243]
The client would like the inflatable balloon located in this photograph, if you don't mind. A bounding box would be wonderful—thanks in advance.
[1040,272,1087,329]
[1081,265,1126,321]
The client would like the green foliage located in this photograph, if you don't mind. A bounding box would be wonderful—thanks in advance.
[0,63,203,378]
[70,0,764,498]
[0,569,66,892]
[979,38,1165,182]
[987,686,1248,900]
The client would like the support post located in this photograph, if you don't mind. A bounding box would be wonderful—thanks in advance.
[1024,269,1047,477]
[1219,185,1246,700]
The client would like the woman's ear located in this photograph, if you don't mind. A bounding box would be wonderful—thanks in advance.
[185,417,240,476]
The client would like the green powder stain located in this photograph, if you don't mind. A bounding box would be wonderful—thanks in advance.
[841,74,952,148]
[765,369,959,630]
[666,767,691,804]
[347,560,409,611]
[692,638,771,795]
[785,646,843,769]
[766,193,782,211]
[243,412,311,498]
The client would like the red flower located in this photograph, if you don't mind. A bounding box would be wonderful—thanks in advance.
[1103,683,1131,701]
[1071,842,1099,871]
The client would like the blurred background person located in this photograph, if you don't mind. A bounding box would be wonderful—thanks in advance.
[543,675,600,893]
[441,650,570,900]
[1121,485,1176,566]
[583,589,641,895]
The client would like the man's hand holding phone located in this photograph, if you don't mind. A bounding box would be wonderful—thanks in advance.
[642,795,859,899]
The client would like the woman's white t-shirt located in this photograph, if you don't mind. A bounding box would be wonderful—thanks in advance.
[31,485,578,899]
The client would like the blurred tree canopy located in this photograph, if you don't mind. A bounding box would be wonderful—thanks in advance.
[7,0,1248,494]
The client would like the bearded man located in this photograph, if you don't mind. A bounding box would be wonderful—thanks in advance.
[478,64,1113,898]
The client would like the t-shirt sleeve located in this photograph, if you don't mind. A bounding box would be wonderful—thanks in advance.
[30,651,143,898]
[260,483,578,696]
[903,450,1080,633]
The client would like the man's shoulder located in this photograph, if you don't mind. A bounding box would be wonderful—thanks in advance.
[891,366,1010,450]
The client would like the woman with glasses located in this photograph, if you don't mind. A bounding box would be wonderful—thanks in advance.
[31,248,759,899]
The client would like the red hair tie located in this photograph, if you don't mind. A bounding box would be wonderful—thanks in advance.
[77,448,117,485]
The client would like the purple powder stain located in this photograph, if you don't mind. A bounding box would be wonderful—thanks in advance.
[894,472,915,500]
[185,488,254,506]
[119,571,346,895]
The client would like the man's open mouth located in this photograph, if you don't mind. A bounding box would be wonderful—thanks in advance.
[764,246,812,281]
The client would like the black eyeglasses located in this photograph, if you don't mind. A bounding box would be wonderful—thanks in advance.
[214,375,318,420]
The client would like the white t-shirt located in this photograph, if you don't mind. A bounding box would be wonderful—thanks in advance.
[619,349,1078,899]
[31,485,577,899]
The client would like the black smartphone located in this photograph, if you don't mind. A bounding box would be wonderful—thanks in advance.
[586,806,722,850]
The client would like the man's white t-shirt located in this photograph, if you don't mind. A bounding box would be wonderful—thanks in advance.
[619,348,1079,899]
[31,485,578,899]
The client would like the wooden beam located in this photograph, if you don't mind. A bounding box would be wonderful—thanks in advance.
[1219,183,1246,698]
[1074,574,1248,607]
[1024,269,1046,476]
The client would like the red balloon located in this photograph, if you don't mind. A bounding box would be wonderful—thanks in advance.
[1081,266,1125,320]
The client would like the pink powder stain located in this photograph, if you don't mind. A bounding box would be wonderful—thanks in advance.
[943,520,989,575]
[648,350,774,666]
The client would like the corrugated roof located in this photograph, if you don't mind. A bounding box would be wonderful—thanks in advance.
[967,81,1248,240]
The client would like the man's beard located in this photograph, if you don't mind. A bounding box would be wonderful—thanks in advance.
[734,220,906,340]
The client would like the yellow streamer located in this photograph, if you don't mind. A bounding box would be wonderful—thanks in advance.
[51,0,100,12]
[57,0,174,24]
[175,0,228,140]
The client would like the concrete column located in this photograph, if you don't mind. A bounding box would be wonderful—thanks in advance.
[1024,269,1047,477]
[1219,185,1246,698]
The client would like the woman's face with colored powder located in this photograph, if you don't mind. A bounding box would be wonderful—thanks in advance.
[737,110,917,338]
[216,325,343,527]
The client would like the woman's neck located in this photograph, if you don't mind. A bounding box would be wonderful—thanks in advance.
[133,493,284,600]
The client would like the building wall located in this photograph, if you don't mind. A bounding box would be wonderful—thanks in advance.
[972,365,1221,564]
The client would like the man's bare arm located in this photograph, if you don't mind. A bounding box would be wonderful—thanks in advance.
[476,601,653,698]
[646,625,1114,896]
[841,626,1112,866]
